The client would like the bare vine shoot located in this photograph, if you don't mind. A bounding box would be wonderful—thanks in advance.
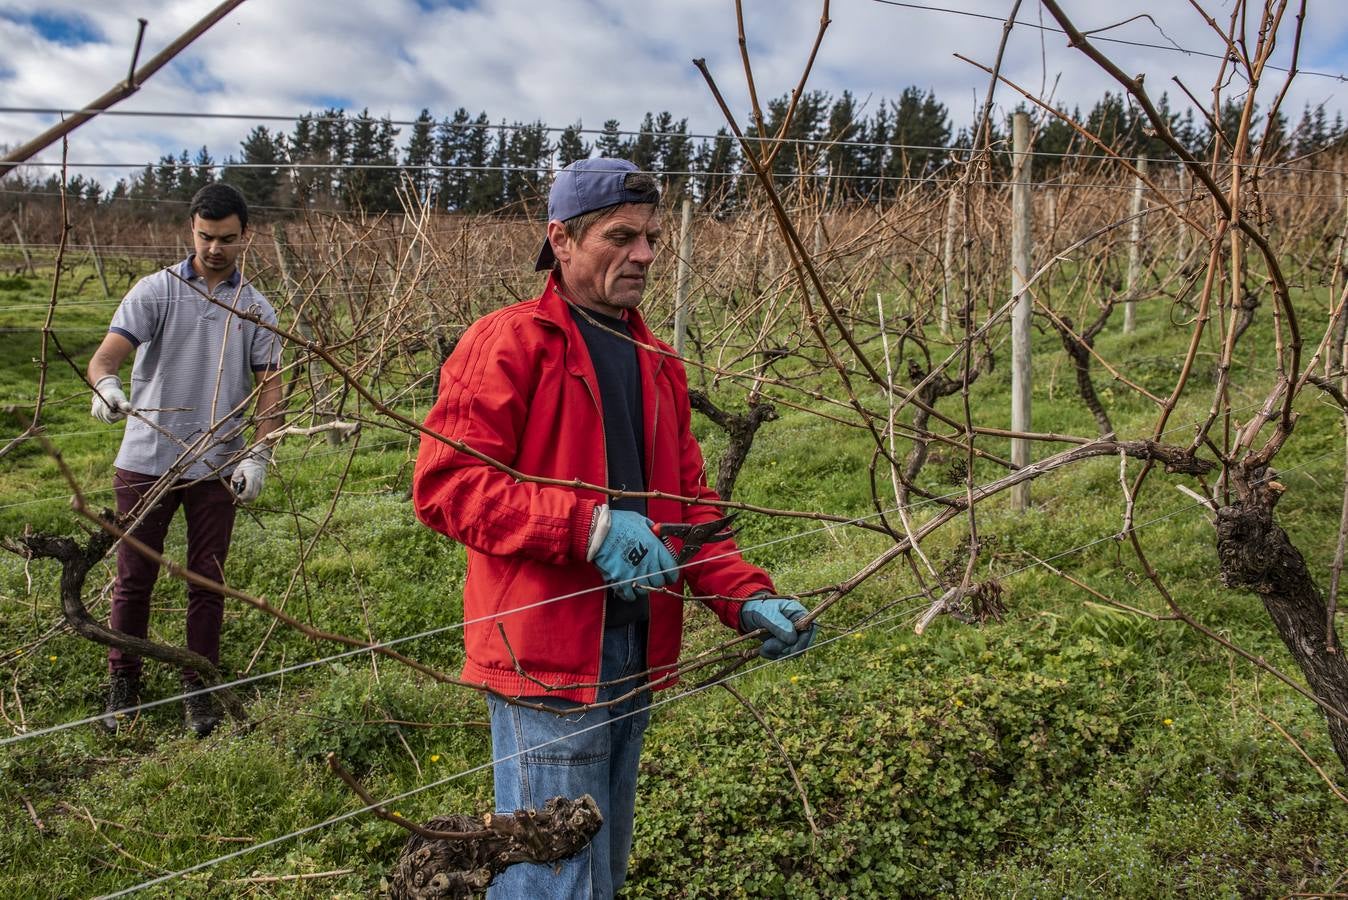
[3,0,1348,895]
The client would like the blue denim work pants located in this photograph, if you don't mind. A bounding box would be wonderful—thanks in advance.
[486,622,652,900]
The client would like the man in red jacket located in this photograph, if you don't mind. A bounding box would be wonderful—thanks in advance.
[412,158,814,899]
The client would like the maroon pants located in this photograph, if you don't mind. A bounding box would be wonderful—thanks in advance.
[109,468,237,681]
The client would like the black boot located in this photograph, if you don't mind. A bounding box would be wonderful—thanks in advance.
[98,673,141,734]
[182,684,221,738]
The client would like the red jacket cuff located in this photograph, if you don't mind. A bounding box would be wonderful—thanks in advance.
[727,583,773,631]
[570,498,599,561]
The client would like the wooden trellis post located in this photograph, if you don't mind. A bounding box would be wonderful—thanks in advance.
[673,197,693,358]
[1176,163,1191,264]
[88,228,111,299]
[1010,111,1033,512]
[1124,155,1148,333]
[941,183,960,337]
[13,203,34,276]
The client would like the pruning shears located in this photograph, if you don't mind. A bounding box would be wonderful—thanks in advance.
[651,513,738,565]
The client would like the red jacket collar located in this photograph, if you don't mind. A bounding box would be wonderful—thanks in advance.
[533,271,659,349]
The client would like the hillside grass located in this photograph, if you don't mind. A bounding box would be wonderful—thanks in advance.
[0,256,1346,897]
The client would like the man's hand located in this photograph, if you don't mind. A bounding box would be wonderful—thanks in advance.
[90,375,132,424]
[592,510,677,601]
[231,450,270,503]
[740,596,816,660]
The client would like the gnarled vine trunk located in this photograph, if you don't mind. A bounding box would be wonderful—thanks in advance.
[1216,498,1348,772]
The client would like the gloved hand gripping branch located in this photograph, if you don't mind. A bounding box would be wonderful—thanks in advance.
[90,375,132,424]
[740,594,816,660]
[231,446,271,503]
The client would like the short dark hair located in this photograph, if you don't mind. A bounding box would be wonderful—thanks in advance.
[560,172,660,247]
[189,183,249,230]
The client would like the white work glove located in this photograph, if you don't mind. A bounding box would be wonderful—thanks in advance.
[90,375,132,424]
[231,448,270,503]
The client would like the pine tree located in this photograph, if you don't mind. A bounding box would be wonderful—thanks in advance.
[462,113,497,213]
[1034,108,1077,178]
[372,116,401,212]
[163,149,190,200]
[505,121,550,211]
[1259,107,1289,162]
[627,113,658,170]
[596,119,624,158]
[344,110,399,213]
[345,109,377,212]
[192,146,216,192]
[315,108,351,208]
[888,87,950,183]
[1293,103,1330,157]
[225,126,286,206]
[694,127,739,216]
[466,121,506,214]
[436,108,474,211]
[858,105,890,200]
[556,122,591,167]
[1207,97,1258,157]
[1175,108,1200,155]
[130,164,160,203]
[287,113,316,207]
[1083,92,1132,156]
[436,109,471,211]
[763,90,829,180]
[654,111,691,197]
[403,109,436,205]
[823,90,862,202]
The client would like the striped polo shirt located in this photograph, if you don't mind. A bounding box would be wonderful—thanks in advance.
[108,256,281,480]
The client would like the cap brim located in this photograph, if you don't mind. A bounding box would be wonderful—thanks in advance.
[534,236,555,272]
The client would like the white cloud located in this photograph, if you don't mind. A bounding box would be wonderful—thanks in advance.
[1,0,1345,185]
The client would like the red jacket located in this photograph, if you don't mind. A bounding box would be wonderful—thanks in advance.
[412,274,773,703]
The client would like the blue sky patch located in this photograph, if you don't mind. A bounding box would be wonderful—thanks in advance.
[4,11,102,46]
[304,94,356,112]
[412,0,476,10]
[169,57,225,95]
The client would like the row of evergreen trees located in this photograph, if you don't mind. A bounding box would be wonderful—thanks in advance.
[10,88,1346,218]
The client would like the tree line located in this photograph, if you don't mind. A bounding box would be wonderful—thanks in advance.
[4,87,1345,219]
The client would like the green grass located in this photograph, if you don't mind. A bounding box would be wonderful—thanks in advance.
[1,256,1347,897]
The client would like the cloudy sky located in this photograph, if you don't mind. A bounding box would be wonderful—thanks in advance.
[2,0,1347,185]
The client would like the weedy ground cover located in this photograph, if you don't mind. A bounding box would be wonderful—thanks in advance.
[1,251,1346,897]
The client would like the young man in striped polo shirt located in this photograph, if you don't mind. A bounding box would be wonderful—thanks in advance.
[86,183,283,738]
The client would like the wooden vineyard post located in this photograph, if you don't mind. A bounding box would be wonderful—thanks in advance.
[88,219,111,299]
[1332,168,1348,373]
[1176,163,1190,265]
[941,183,960,338]
[1124,155,1148,334]
[673,197,693,358]
[13,204,35,276]
[1010,111,1033,512]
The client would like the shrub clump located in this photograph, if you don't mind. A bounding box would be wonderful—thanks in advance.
[628,626,1138,897]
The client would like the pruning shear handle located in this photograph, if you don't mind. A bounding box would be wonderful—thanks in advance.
[651,513,739,565]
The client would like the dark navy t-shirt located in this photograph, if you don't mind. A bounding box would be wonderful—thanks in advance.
[570,305,650,627]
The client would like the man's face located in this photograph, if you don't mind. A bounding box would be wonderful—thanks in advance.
[551,204,662,316]
[190,213,245,277]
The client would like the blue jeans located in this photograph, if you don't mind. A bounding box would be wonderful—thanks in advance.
[486,623,651,900]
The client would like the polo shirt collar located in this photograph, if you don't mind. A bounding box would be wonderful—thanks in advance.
[179,254,241,288]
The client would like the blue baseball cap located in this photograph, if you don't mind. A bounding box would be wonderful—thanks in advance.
[535,158,659,271]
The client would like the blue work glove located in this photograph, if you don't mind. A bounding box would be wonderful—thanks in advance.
[740,595,816,660]
[592,510,678,602]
